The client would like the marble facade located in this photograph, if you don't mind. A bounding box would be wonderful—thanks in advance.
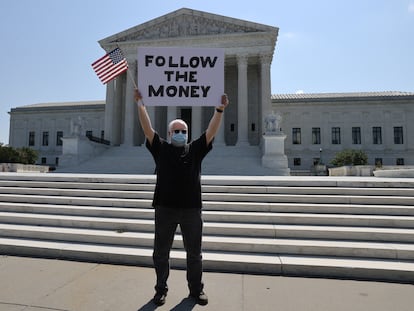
[99,8,278,147]
[273,92,414,171]
[8,9,414,175]
[8,101,105,167]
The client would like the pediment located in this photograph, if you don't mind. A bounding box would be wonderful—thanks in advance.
[99,8,278,46]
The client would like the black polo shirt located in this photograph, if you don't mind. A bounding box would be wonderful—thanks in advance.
[146,132,213,209]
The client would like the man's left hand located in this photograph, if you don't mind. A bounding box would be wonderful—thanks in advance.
[218,94,229,110]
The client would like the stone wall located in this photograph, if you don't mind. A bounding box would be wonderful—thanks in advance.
[0,163,49,173]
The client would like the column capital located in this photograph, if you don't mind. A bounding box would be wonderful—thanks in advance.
[236,54,249,66]
[259,53,273,66]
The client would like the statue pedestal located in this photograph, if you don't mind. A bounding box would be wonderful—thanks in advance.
[261,134,290,175]
[59,136,108,168]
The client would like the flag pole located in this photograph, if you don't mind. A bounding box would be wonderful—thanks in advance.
[127,67,145,105]
[115,44,145,105]
[127,67,138,89]
[115,44,138,90]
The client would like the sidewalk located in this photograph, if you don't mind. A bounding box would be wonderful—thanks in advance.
[0,256,412,311]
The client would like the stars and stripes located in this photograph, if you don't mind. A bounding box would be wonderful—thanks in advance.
[91,48,128,84]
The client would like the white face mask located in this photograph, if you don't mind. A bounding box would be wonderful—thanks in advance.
[171,132,188,147]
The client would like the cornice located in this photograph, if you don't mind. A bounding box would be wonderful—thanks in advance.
[111,32,276,62]
[99,8,278,51]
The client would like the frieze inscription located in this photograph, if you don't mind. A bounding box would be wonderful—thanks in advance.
[115,15,260,42]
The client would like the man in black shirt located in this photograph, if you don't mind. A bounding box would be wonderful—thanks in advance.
[135,89,229,306]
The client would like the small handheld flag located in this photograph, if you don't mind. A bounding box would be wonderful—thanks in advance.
[92,48,128,84]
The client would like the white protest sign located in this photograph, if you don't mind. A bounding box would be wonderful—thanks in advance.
[137,47,224,106]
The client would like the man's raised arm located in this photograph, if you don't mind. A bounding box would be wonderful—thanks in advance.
[205,94,229,145]
[135,89,155,146]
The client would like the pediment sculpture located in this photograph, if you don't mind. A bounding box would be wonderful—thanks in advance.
[117,16,260,42]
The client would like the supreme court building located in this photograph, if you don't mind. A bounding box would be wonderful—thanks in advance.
[100,8,277,148]
[8,8,414,175]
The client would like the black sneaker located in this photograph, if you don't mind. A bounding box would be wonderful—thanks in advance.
[153,292,167,306]
[189,290,208,305]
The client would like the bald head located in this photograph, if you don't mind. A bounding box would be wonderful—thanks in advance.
[168,119,188,133]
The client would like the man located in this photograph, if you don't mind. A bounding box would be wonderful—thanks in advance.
[134,89,229,306]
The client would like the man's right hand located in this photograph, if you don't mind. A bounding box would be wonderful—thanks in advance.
[134,89,143,103]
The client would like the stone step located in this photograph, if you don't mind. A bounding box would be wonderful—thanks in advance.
[0,211,154,232]
[0,180,156,191]
[2,201,414,219]
[279,255,414,283]
[0,187,155,200]
[2,203,414,229]
[203,211,414,228]
[205,185,414,196]
[203,193,414,205]
[1,237,413,282]
[1,173,414,283]
[1,173,414,189]
[1,190,414,206]
[55,145,270,175]
[0,194,142,208]
[3,180,414,196]
[205,201,414,216]
[206,222,414,242]
[0,173,155,184]
[1,224,413,260]
[0,202,153,218]
[1,211,414,242]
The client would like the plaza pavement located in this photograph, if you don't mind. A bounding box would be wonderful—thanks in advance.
[0,255,412,311]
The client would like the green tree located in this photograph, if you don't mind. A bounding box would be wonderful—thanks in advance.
[17,147,38,164]
[0,145,38,164]
[331,149,368,166]
[0,145,20,163]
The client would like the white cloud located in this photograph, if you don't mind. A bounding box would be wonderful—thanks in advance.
[279,31,299,40]
[409,2,414,13]
[282,32,297,39]
[295,90,304,94]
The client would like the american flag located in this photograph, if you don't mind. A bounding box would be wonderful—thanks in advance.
[91,48,128,84]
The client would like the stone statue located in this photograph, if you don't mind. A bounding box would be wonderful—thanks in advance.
[70,116,84,137]
[264,111,282,135]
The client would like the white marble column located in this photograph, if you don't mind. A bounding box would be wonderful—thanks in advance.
[215,112,226,145]
[104,80,115,144]
[146,107,155,126]
[191,106,202,140]
[260,54,273,130]
[123,71,135,146]
[167,106,178,137]
[237,55,249,145]
[112,77,123,146]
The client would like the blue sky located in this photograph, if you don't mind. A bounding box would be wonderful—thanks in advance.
[1,0,413,145]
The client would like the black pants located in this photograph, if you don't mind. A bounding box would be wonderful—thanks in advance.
[153,206,204,295]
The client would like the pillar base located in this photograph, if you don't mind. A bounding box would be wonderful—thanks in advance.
[60,136,109,168]
[261,134,290,175]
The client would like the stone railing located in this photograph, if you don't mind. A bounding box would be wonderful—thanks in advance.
[373,166,414,178]
[328,165,374,176]
[1,163,49,173]
[86,133,110,145]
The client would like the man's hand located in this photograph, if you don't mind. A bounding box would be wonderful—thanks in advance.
[217,94,229,111]
[206,93,229,145]
[134,89,143,103]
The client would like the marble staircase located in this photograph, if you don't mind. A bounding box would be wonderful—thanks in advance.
[56,144,275,175]
[1,173,414,283]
